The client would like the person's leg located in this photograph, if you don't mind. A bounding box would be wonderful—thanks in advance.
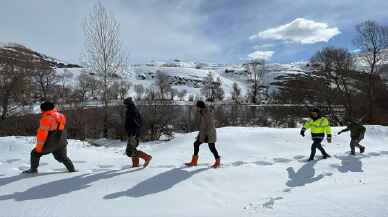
[185,140,201,166]
[208,143,221,168]
[208,143,220,159]
[126,136,139,167]
[52,146,76,172]
[194,140,201,156]
[357,138,366,153]
[316,140,330,158]
[308,141,318,161]
[350,139,357,155]
[23,149,43,173]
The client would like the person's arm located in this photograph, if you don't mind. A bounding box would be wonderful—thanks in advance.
[338,127,350,135]
[300,119,312,137]
[323,118,332,143]
[34,117,50,153]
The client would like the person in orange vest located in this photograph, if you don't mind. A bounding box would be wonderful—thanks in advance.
[23,101,75,174]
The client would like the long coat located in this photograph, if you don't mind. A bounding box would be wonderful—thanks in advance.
[125,103,143,137]
[197,107,217,143]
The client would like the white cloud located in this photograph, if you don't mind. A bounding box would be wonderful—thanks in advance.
[247,50,274,61]
[250,18,340,44]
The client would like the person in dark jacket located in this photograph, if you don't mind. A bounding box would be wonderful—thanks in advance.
[23,101,75,174]
[338,118,366,155]
[185,100,221,168]
[124,97,152,168]
[300,108,332,161]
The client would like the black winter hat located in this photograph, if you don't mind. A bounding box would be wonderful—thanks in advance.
[196,100,206,108]
[123,97,134,106]
[40,101,55,112]
[311,107,320,114]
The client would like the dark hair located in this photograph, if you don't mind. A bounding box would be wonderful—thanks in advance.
[40,101,55,112]
[196,100,206,108]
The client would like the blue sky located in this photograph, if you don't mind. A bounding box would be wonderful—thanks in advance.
[1,0,388,64]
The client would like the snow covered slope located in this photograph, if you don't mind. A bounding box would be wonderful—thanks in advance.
[1,126,388,217]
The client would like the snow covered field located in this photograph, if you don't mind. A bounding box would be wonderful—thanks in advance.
[0,126,388,217]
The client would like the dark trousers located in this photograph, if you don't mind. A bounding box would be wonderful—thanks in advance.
[193,140,220,159]
[309,139,329,160]
[125,136,139,157]
[350,139,363,152]
[31,146,75,172]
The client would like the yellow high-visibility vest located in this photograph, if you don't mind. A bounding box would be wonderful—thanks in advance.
[303,117,332,135]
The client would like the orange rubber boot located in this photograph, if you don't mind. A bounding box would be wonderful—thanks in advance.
[185,155,199,167]
[138,151,152,168]
[211,158,221,169]
[131,157,140,168]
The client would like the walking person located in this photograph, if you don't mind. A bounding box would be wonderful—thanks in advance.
[185,101,221,168]
[300,108,332,161]
[338,118,366,155]
[23,101,75,174]
[124,97,152,168]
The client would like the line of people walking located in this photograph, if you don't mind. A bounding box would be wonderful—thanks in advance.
[22,100,366,174]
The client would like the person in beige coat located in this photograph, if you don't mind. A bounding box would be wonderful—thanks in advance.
[185,100,221,168]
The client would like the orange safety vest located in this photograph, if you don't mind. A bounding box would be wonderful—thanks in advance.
[35,109,66,153]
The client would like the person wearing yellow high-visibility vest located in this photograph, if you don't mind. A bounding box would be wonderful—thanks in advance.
[300,108,332,161]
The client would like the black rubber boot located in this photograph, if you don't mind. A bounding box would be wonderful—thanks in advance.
[63,158,76,172]
[360,146,366,153]
[29,150,41,172]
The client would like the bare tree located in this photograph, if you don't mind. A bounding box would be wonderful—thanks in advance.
[177,89,188,101]
[31,65,57,101]
[311,47,356,117]
[214,77,225,101]
[231,82,241,103]
[246,59,266,104]
[169,88,178,101]
[134,84,145,100]
[155,70,171,100]
[117,79,132,101]
[83,2,128,136]
[201,72,224,102]
[354,20,388,122]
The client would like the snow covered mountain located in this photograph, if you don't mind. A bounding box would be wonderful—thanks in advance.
[0,43,81,69]
[1,126,388,217]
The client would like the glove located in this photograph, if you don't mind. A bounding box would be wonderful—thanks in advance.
[327,136,332,143]
[300,129,305,137]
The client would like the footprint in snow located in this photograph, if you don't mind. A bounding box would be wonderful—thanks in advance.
[380,151,388,155]
[231,161,246,167]
[262,197,284,209]
[367,152,380,157]
[17,165,30,171]
[98,165,115,169]
[73,160,87,164]
[293,155,305,160]
[253,161,274,166]
[283,188,292,193]
[273,158,293,163]
[5,159,21,164]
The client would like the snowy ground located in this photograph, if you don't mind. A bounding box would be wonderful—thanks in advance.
[0,126,388,217]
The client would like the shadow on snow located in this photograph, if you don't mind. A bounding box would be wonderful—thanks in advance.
[104,167,209,199]
[0,169,142,201]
